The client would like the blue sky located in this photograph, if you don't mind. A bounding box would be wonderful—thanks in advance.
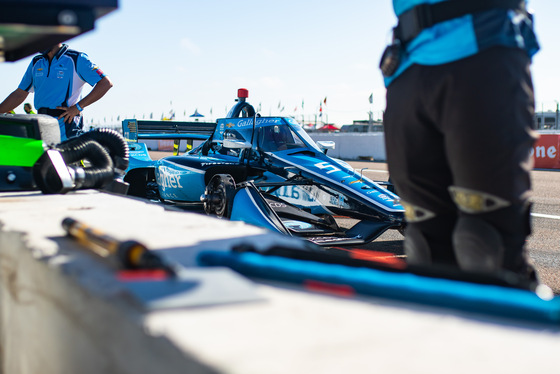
[1,0,558,126]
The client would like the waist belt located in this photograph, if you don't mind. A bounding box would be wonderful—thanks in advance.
[38,108,65,117]
[394,0,526,44]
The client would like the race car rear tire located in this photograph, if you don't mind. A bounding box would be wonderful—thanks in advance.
[124,168,159,200]
[203,174,236,218]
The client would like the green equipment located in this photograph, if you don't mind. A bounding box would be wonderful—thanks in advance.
[0,114,60,191]
[0,114,129,194]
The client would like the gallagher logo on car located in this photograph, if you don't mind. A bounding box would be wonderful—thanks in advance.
[156,166,184,190]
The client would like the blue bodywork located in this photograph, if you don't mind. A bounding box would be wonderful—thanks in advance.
[123,115,405,246]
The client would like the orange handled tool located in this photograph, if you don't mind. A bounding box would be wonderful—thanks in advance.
[62,217,175,277]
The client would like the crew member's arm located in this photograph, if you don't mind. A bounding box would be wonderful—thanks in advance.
[0,88,29,114]
[57,76,113,123]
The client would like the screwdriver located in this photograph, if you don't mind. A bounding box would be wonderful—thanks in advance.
[62,217,176,277]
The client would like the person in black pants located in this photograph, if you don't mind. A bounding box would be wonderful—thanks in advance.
[382,0,539,282]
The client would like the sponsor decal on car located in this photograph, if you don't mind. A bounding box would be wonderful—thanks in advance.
[157,166,184,190]
[314,161,341,175]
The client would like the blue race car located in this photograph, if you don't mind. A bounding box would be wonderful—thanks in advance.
[122,91,404,246]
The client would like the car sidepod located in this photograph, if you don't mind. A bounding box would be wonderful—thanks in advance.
[155,157,207,201]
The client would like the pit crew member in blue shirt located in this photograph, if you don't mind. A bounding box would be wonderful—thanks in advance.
[0,44,113,141]
[381,0,539,282]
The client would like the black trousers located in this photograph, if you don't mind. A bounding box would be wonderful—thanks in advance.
[384,47,537,272]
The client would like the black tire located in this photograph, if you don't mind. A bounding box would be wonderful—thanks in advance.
[202,174,236,218]
[124,168,159,200]
[146,180,161,201]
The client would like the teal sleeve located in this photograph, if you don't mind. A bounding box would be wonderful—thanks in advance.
[76,52,105,86]
[18,60,35,92]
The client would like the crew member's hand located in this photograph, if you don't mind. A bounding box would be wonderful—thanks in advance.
[56,105,81,124]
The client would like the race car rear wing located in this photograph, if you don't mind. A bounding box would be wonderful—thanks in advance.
[122,119,216,155]
[122,119,216,142]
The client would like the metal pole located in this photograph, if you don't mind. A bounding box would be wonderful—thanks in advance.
[554,100,558,130]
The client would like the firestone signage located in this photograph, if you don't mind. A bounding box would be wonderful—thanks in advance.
[531,134,560,169]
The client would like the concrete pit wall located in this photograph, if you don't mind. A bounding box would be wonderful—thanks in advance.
[0,226,217,374]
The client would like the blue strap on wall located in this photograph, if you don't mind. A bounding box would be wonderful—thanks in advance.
[197,250,560,325]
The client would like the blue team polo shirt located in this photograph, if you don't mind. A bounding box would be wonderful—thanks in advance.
[18,44,106,109]
[385,0,539,86]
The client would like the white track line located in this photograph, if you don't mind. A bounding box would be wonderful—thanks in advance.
[532,213,560,220]
[355,169,388,174]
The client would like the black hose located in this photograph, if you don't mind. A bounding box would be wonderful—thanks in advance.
[33,129,130,194]
[81,128,129,172]
[58,137,114,189]
[60,128,129,172]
